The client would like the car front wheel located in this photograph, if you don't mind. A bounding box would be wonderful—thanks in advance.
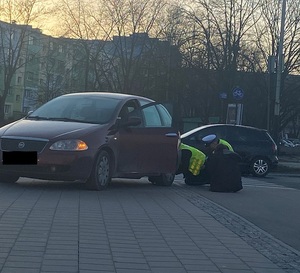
[86,150,111,190]
[251,157,270,177]
[149,173,175,186]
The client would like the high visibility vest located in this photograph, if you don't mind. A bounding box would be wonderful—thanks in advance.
[219,139,234,151]
[180,143,206,176]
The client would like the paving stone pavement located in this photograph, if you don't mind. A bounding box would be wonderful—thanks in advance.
[0,177,299,273]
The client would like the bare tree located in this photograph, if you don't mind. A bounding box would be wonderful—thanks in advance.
[256,0,300,134]
[0,0,45,122]
[173,0,261,123]
[53,0,111,91]
[97,0,170,94]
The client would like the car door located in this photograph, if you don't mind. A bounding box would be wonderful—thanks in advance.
[117,100,179,175]
[226,126,262,161]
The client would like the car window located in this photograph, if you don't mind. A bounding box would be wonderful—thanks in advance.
[226,127,246,142]
[28,96,119,124]
[156,104,172,127]
[135,99,173,128]
[227,127,267,142]
[142,105,162,127]
[72,103,113,124]
[118,100,139,121]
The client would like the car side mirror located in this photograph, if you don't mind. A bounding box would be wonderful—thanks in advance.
[26,110,34,117]
[120,116,141,127]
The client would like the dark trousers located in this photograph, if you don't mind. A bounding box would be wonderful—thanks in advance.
[177,149,209,185]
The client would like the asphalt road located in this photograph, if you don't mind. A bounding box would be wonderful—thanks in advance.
[183,173,300,253]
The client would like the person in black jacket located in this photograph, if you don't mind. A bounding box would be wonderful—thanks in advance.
[205,144,243,192]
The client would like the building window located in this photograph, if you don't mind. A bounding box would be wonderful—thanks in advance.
[27,72,34,81]
[27,54,35,62]
[58,60,65,73]
[16,95,20,102]
[23,107,30,113]
[29,36,34,45]
[26,90,34,99]
[17,76,22,84]
[18,58,24,65]
[59,45,63,53]
[4,104,11,115]
[50,41,54,50]
[40,62,46,70]
[50,58,55,67]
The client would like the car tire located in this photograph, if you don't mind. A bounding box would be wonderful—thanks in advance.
[86,150,111,190]
[0,174,19,183]
[149,173,175,186]
[250,157,270,177]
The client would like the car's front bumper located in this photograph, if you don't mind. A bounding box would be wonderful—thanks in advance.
[0,150,95,181]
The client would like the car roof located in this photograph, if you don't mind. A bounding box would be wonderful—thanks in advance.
[181,123,267,137]
[61,92,154,102]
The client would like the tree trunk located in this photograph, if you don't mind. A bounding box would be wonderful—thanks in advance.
[0,96,6,124]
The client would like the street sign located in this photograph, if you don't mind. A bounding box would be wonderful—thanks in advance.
[232,87,244,100]
[219,92,227,99]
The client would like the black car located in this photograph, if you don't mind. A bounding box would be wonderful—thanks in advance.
[181,124,278,177]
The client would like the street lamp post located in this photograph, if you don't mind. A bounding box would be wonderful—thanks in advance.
[274,0,287,143]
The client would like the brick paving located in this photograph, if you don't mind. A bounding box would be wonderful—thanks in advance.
[0,177,298,273]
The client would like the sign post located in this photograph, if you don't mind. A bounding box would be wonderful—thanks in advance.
[227,87,244,125]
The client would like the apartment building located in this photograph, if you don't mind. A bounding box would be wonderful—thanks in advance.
[0,20,180,122]
[0,20,73,120]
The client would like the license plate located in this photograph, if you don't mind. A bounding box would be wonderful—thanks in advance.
[2,151,37,165]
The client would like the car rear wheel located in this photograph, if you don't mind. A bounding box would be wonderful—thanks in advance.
[0,174,19,183]
[86,150,111,190]
[251,157,270,177]
[149,173,175,186]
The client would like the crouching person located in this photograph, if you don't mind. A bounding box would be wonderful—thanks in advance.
[206,144,243,192]
[177,143,208,185]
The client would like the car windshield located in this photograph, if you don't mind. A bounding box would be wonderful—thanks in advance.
[27,95,120,124]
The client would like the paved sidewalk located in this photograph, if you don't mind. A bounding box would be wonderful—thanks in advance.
[0,177,299,273]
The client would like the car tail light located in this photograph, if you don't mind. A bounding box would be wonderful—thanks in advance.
[272,143,278,153]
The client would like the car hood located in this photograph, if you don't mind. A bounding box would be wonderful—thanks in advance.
[0,119,104,140]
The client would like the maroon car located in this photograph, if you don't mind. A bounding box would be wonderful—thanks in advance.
[0,92,180,190]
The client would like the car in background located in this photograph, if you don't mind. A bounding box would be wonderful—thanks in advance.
[0,92,180,190]
[290,138,300,146]
[279,139,296,147]
[181,124,278,177]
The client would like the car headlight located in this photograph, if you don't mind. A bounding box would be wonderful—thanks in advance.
[49,140,88,151]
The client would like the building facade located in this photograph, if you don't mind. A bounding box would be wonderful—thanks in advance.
[0,20,179,122]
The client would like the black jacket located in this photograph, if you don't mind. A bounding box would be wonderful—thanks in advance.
[206,149,243,192]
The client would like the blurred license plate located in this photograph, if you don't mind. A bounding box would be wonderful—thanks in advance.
[2,151,37,165]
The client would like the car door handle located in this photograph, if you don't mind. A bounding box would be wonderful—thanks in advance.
[165,133,178,137]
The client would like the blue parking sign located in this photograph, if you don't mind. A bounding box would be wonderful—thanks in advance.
[232,87,244,100]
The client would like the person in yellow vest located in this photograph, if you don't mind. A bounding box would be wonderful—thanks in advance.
[178,143,208,185]
[202,134,233,154]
